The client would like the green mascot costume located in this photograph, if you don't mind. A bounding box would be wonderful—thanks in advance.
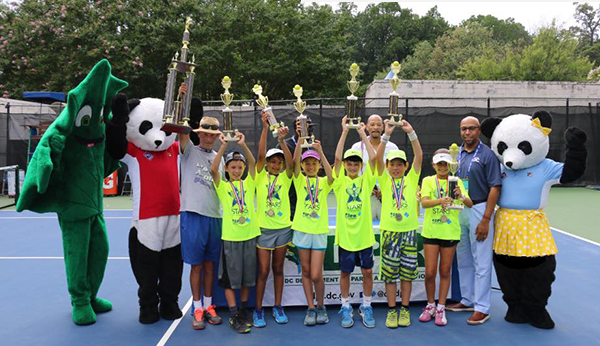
[16,59,128,325]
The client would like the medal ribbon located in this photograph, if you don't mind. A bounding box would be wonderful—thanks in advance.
[229,180,245,214]
[457,142,481,178]
[267,174,279,203]
[391,176,405,210]
[306,176,319,208]
[435,177,449,199]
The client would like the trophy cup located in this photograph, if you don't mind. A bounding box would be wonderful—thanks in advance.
[345,63,361,129]
[293,85,314,148]
[448,143,464,210]
[162,17,195,134]
[253,84,284,138]
[221,76,239,142]
[387,61,404,126]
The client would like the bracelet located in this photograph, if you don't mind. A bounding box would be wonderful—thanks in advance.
[381,134,390,143]
[407,131,418,141]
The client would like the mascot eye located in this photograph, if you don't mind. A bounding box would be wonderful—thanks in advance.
[518,141,532,155]
[497,141,508,155]
[139,121,153,135]
[163,130,172,136]
[75,105,93,127]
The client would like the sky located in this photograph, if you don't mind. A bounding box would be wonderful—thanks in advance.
[301,1,593,33]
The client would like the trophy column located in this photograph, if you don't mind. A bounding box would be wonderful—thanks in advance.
[448,143,464,210]
[293,85,314,148]
[221,76,238,142]
[346,63,361,129]
[253,84,284,138]
[387,61,404,126]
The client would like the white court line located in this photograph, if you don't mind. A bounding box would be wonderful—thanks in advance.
[551,227,600,247]
[156,296,193,346]
[0,256,130,260]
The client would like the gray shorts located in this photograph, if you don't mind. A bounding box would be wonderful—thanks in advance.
[218,238,257,289]
[257,227,292,250]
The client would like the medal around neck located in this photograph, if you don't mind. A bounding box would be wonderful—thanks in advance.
[253,84,284,138]
[162,17,195,134]
[294,85,315,148]
[345,63,362,129]
[387,61,404,127]
[221,76,239,142]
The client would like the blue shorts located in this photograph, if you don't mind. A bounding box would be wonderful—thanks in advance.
[292,231,327,251]
[180,211,222,265]
[338,246,374,273]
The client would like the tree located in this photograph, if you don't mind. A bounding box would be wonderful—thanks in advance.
[461,14,532,44]
[571,2,600,46]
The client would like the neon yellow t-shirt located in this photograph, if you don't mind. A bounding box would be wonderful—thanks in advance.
[291,174,333,235]
[332,166,377,251]
[214,176,260,241]
[421,175,469,241]
[378,168,421,233]
[256,169,292,229]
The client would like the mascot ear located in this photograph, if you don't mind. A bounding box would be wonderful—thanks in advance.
[532,110,552,129]
[128,98,141,112]
[190,97,204,129]
[481,117,502,139]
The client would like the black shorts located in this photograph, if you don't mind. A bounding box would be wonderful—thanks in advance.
[422,236,459,248]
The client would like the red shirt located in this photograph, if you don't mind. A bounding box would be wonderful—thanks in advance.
[122,142,180,220]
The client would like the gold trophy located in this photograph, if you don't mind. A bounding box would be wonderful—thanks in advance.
[293,85,314,148]
[253,84,284,138]
[448,143,464,210]
[221,76,238,142]
[345,63,361,129]
[162,17,195,134]
[388,61,404,126]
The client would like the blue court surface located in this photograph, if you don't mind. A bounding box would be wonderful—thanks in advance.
[1,209,599,346]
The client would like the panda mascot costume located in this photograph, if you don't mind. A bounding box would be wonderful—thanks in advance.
[481,111,587,329]
[108,94,202,324]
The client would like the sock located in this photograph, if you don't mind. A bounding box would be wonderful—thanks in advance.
[241,301,248,311]
[341,297,350,309]
[363,295,372,307]
[437,304,445,311]
[401,304,409,310]
[229,306,238,316]
[193,300,202,311]
[203,296,212,309]
[388,306,397,311]
[427,302,436,308]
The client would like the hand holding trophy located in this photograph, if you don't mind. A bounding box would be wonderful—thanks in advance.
[253,84,284,138]
[293,85,314,148]
[387,61,404,126]
[448,143,464,210]
[221,76,239,142]
[345,63,362,129]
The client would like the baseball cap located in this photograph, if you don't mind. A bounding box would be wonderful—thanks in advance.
[225,151,246,165]
[386,150,407,162]
[301,150,321,162]
[343,149,363,161]
[266,148,285,159]
[433,153,453,164]
[193,117,220,134]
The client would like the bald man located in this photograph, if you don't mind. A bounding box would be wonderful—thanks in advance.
[446,116,501,325]
[351,114,399,220]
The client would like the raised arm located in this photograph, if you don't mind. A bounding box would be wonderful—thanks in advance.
[237,132,256,179]
[400,120,422,174]
[334,116,349,176]
[293,137,303,178]
[277,126,294,178]
[313,140,333,185]
[211,135,227,187]
[256,110,269,173]
[377,120,395,175]
[358,122,376,173]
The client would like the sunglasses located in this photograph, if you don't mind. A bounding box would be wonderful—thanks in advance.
[460,126,479,132]
[200,124,219,130]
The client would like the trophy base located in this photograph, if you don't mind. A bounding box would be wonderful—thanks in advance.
[388,114,404,126]
[448,204,464,210]
[224,131,239,142]
[161,122,192,134]
[346,119,362,129]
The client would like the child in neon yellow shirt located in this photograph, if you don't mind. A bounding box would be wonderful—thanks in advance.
[332,116,378,328]
[291,137,334,326]
[211,132,259,334]
[374,119,423,329]
[419,148,473,327]
[253,111,294,327]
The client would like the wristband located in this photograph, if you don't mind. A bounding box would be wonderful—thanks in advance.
[381,134,390,143]
[407,131,418,141]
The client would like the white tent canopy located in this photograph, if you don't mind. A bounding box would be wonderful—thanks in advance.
[0,97,58,141]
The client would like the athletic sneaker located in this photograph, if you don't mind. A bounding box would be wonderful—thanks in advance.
[338,306,354,328]
[192,308,205,330]
[358,304,375,328]
[229,312,251,334]
[253,309,266,328]
[272,305,289,324]
[304,308,317,326]
[398,306,411,327]
[435,307,447,326]
[419,304,436,322]
[385,308,398,329]
[316,306,329,324]
[204,305,222,325]
[239,308,253,327]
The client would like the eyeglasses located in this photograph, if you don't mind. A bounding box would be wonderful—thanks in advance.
[200,124,219,130]
[460,126,479,132]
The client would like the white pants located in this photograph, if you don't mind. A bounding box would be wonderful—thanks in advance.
[456,203,495,314]
[132,214,180,252]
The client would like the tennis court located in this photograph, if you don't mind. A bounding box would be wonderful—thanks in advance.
[0,187,599,346]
